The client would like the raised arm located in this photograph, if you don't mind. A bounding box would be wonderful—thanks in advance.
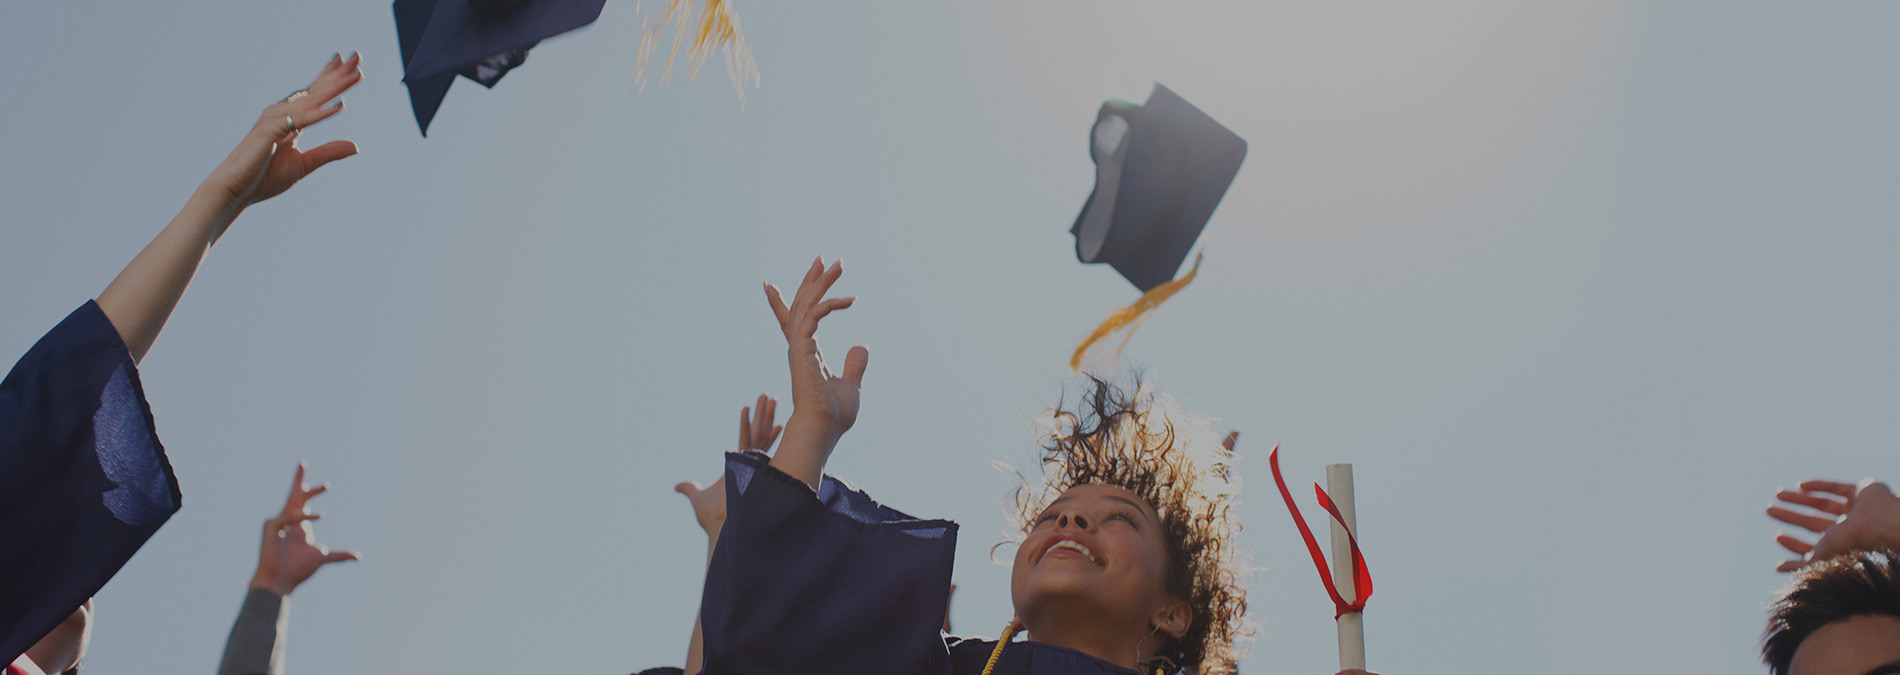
[673,393,782,675]
[761,258,868,489]
[97,53,363,364]
[218,463,360,675]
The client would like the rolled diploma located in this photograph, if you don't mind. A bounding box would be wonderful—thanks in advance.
[1327,463,1366,671]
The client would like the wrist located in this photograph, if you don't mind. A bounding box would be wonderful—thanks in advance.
[248,573,294,597]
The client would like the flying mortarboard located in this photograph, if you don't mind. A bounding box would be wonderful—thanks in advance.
[394,0,609,135]
[1069,84,1247,371]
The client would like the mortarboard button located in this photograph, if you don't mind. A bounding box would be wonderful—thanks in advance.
[393,0,609,135]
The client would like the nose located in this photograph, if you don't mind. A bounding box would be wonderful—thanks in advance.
[1055,508,1092,531]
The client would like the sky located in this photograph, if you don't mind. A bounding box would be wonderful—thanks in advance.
[1,1,1897,673]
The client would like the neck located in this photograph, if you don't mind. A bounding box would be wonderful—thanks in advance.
[1021,602,1157,671]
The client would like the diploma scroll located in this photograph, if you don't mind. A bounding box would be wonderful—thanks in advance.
[1326,464,1366,671]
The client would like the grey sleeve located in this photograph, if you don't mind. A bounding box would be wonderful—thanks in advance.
[216,588,287,675]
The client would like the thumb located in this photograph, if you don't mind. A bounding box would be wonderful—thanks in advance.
[842,345,870,386]
[675,481,701,496]
[322,550,362,564]
[302,140,359,174]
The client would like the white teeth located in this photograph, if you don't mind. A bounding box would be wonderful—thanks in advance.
[1049,540,1097,563]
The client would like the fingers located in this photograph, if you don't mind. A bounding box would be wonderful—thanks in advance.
[307,51,364,103]
[302,140,359,174]
[738,406,752,451]
[1777,533,1815,555]
[322,550,363,564]
[675,481,702,496]
[1776,559,1806,573]
[763,396,777,428]
[1767,505,1838,533]
[751,394,770,446]
[1776,489,1849,515]
[763,283,791,336]
[304,483,330,500]
[801,297,856,333]
[765,424,783,448]
[1222,430,1240,451]
[1799,480,1857,498]
[290,99,347,133]
[841,345,869,386]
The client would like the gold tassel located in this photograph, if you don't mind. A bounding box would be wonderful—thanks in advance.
[1070,253,1203,372]
[629,0,760,104]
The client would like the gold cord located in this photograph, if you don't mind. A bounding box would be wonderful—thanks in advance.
[979,620,1020,675]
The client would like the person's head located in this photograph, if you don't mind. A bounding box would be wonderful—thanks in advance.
[24,598,93,675]
[1005,376,1248,674]
[1763,549,1900,675]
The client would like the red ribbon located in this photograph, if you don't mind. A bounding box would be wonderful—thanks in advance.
[1269,446,1373,619]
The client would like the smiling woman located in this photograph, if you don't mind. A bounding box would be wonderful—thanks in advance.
[636,259,1300,675]
[1004,377,1248,674]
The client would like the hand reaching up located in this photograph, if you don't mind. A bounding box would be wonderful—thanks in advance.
[675,394,782,539]
[1769,478,1900,572]
[764,258,869,488]
[250,463,360,596]
[204,52,363,215]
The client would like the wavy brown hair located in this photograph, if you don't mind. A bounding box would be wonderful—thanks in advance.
[1006,376,1251,674]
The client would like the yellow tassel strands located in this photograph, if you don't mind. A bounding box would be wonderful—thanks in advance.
[630,0,759,104]
[1069,252,1203,372]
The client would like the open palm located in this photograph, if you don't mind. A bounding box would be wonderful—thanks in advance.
[765,258,869,440]
[206,53,363,212]
[252,463,360,595]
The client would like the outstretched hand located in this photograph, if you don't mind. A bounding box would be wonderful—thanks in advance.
[764,258,869,488]
[1769,478,1900,572]
[675,394,782,538]
[204,52,363,216]
[251,462,360,596]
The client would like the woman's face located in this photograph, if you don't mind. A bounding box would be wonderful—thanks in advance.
[1011,483,1179,634]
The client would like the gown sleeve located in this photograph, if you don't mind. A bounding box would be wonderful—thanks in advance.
[698,451,959,675]
[0,301,180,664]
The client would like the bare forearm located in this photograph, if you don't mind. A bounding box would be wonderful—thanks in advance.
[769,415,835,490]
[96,183,240,364]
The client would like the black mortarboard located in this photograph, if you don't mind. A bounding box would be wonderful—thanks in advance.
[1071,84,1248,292]
[394,0,608,135]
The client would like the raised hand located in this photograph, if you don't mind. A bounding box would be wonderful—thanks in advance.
[674,394,782,538]
[1768,478,1900,572]
[764,258,869,488]
[204,52,364,216]
[250,463,360,596]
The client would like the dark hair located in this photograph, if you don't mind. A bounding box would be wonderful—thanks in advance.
[1009,376,1249,674]
[1762,549,1900,674]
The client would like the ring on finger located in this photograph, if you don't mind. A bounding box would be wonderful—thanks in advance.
[281,89,310,104]
[283,115,297,134]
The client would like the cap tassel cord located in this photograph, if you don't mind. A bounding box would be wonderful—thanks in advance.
[1269,446,1373,619]
[1070,252,1203,372]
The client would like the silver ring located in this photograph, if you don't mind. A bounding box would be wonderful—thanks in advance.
[281,89,309,104]
[283,115,297,133]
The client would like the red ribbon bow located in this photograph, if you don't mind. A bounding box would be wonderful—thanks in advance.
[1269,446,1373,619]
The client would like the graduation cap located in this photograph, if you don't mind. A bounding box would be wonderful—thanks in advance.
[394,0,609,135]
[1068,84,1247,371]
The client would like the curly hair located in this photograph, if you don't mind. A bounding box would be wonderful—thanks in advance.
[1004,376,1252,674]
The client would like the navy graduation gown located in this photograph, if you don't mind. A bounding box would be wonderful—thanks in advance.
[655,452,1150,675]
[0,301,179,663]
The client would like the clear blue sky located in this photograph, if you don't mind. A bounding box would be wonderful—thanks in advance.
[2,2,1896,673]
